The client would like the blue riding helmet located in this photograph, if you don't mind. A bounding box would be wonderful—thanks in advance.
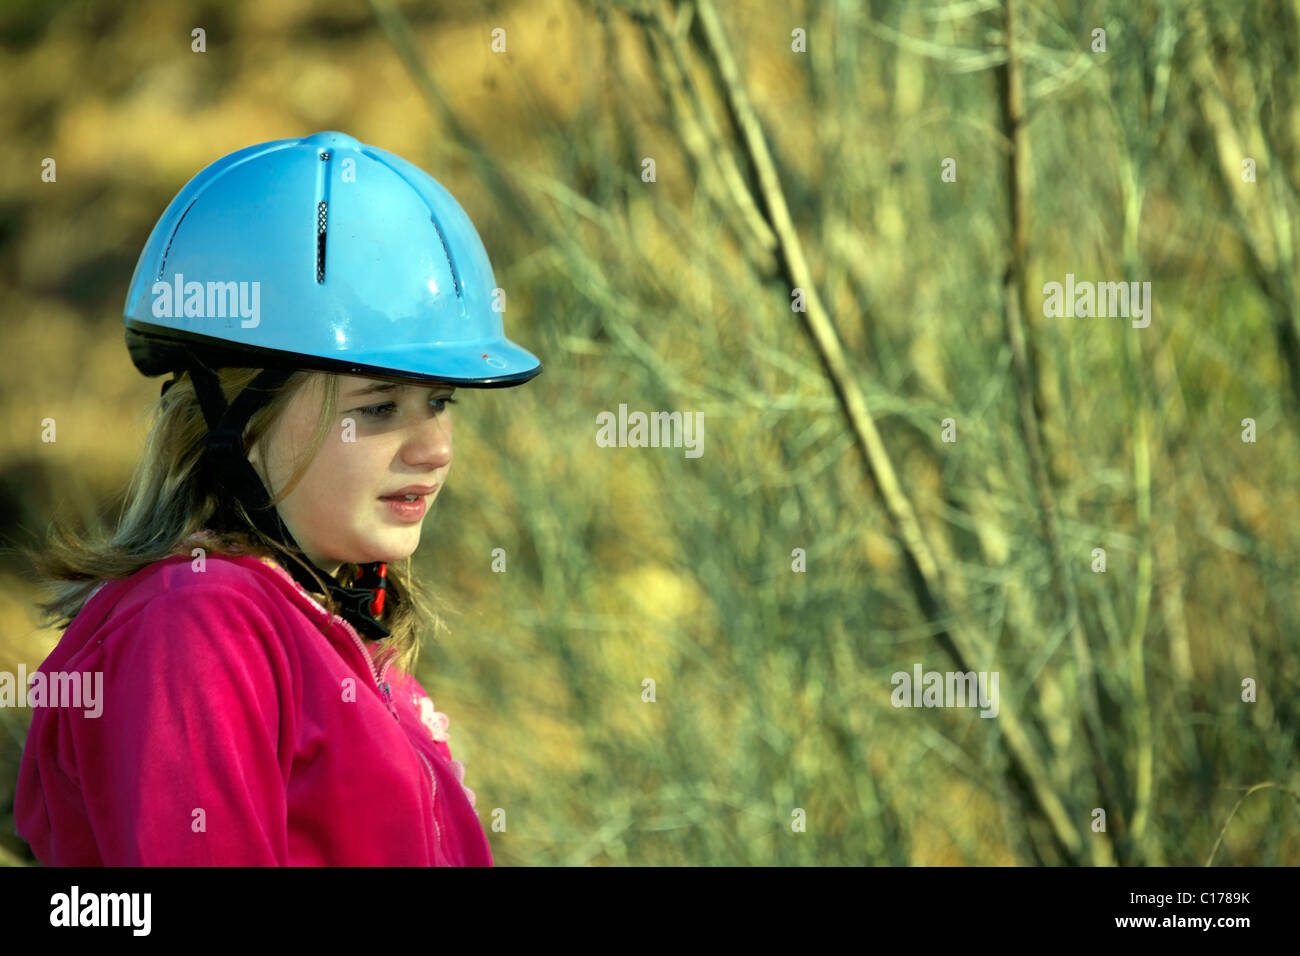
[124,129,541,386]
[121,132,542,641]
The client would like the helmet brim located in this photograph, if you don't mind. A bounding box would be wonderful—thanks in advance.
[126,321,542,388]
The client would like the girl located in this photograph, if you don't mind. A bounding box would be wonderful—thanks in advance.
[14,131,541,865]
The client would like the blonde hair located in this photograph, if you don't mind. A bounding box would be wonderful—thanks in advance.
[22,366,446,677]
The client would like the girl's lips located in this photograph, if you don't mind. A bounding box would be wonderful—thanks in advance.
[381,495,428,522]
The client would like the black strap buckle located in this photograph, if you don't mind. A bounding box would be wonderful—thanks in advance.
[335,584,392,640]
[205,428,243,460]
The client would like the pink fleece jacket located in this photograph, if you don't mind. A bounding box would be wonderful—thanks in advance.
[15,549,493,866]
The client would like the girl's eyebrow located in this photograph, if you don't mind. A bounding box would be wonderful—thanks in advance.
[344,382,455,399]
[346,383,403,398]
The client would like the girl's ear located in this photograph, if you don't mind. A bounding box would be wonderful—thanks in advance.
[247,441,265,478]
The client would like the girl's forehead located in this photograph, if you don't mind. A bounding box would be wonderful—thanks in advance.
[340,375,394,390]
[335,376,458,397]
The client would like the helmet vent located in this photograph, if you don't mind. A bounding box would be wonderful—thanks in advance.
[429,213,463,299]
[157,196,200,281]
[316,201,328,283]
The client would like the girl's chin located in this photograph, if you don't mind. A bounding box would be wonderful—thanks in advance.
[359,533,420,565]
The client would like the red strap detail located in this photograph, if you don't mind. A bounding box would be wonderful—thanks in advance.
[369,562,388,617]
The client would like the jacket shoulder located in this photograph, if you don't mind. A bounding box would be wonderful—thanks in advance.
[96,552,307,633]
[125,551,309,604]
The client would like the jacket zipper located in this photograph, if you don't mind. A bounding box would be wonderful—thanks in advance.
[339,624,443,857]
[339,626,398,716]
[414,748,443,853]
[242,553,446,860]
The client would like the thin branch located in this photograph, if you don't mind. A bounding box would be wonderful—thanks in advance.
[851,10,1008,71]
[1205,782,1300,867]
[997,0,1116,865]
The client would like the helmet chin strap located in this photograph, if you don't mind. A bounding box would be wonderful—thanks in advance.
[185,360,392,641]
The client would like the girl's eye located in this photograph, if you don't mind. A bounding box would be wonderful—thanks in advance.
[356,396,457,419]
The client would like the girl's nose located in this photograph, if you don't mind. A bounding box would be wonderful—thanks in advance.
[401,412,453,468]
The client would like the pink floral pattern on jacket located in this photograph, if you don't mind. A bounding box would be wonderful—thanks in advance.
[415,695,475,809]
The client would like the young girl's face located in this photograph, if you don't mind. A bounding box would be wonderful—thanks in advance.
[248,373,455,575]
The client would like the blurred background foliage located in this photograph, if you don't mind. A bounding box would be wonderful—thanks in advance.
[0,0,1297,866]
